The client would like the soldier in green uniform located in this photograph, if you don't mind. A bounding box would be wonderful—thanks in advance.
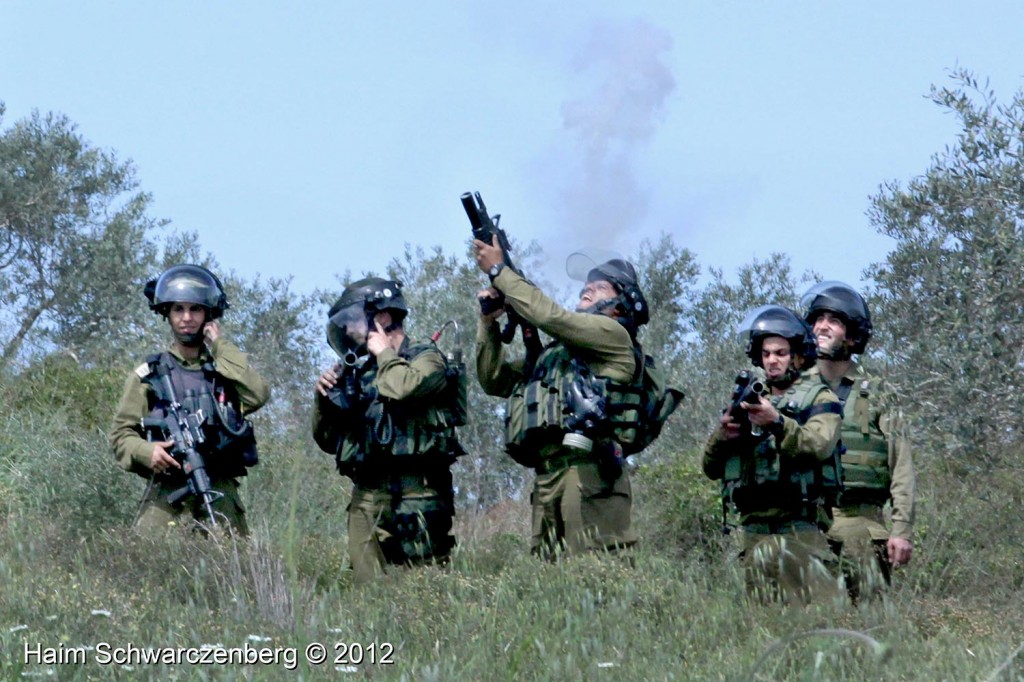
[110,265,270,536]
[474,239,658,560]
[704,305,845,604]
[313,278,463,584]
[801,281,916,602]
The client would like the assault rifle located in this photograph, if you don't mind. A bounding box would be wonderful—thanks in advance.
[142,372,222,530]
[723,370,767,438]
[461,191,543,372]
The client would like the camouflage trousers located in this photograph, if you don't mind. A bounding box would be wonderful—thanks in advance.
[740,522,844,605]
[828,504,892,604]
[134,477,248,537]
[530,460,637,560]
[347,482,455,584]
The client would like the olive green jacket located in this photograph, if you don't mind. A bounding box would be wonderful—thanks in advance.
[476,267,636,397]
[806,363,916,540]
[109,338,270,477]
[311,337,448,458]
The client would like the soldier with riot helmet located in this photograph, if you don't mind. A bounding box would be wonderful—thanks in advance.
[109,265,270,535]
[312,277,464,583]
[704,305,845,604]
[475,240,680,560]
[801,281,916,602]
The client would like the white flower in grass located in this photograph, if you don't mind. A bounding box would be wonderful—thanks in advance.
[247,635,272,642]
[9,624,28,633]
[90,609,111,617]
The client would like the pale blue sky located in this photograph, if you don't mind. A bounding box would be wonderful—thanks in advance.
[4,2,1023,296]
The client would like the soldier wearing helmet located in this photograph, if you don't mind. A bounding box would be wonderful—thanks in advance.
[801,281,916,603]
[474,238,679,561]
[312,277,463,583]
[109,264,270,535]
[703,305,845,604]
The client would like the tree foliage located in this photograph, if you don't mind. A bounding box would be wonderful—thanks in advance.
[868,69,1024,475]
[0,106,162,370]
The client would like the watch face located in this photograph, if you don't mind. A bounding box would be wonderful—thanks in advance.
[490,264,500,276]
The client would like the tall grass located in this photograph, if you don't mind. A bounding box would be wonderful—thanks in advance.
[0,377,1022,680]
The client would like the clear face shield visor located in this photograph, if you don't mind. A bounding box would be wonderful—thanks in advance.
[326,303,370,357]
[566,249,625,311]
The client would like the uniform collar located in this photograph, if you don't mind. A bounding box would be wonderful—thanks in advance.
[165,343,213,368]
[807,361,861,390]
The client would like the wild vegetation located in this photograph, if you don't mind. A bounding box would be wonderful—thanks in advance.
[1,70,1022,680]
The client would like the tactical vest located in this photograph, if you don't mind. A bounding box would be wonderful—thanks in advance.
[721,378,843,522]
[335,342,463,479]
[836,376,891,505]
[504,344,655,459]
[606,349,682,455]
[141,352,258,481]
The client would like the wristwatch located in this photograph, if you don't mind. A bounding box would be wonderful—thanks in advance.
[488,262,505,281]
[770,413,785,437]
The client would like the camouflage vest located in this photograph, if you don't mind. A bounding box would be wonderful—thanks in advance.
[336,342,463,478]
[835,376,891,505]
[140,352,258,480]
[721,377,843,522]
[504,343,656,459]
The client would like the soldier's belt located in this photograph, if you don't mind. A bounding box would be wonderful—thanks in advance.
[837,491,889,508]
[534,451,593,475]
[741,519,821,535]
[355,472,447,493]
[834,502,885,516]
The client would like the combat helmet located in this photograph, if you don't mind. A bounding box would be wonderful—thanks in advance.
[326,277,407,356]
[144,264,229,319]
[566,252,649,332]
[800,281,872,355]
[737,304,818,369]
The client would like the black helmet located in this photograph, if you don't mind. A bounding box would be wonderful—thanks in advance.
[737,305,818,368]
[566,252,649,330]
[144,264,228,319]
[326,278,407,356]
[800,281,872,354]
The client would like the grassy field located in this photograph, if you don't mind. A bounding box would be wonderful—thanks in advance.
[1,394,1022,681]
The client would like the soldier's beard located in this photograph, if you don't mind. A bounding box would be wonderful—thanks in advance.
[817,337,852,361]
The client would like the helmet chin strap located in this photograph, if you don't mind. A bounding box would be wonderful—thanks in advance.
[579,296,623,317]
[767,365,802,390]
[818,342,852,361]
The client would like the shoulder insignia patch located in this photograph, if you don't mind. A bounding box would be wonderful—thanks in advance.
[134,362,152,379]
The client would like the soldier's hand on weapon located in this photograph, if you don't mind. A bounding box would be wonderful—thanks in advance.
[743,396,780,427]
[316,364,342,397]
[203,321,221,347]
[473,234,505,274]
[477,287,506,322]
[888,536,913,567]
[149,440,181,474]
[719,412,742,440]
[367,319,390,357]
